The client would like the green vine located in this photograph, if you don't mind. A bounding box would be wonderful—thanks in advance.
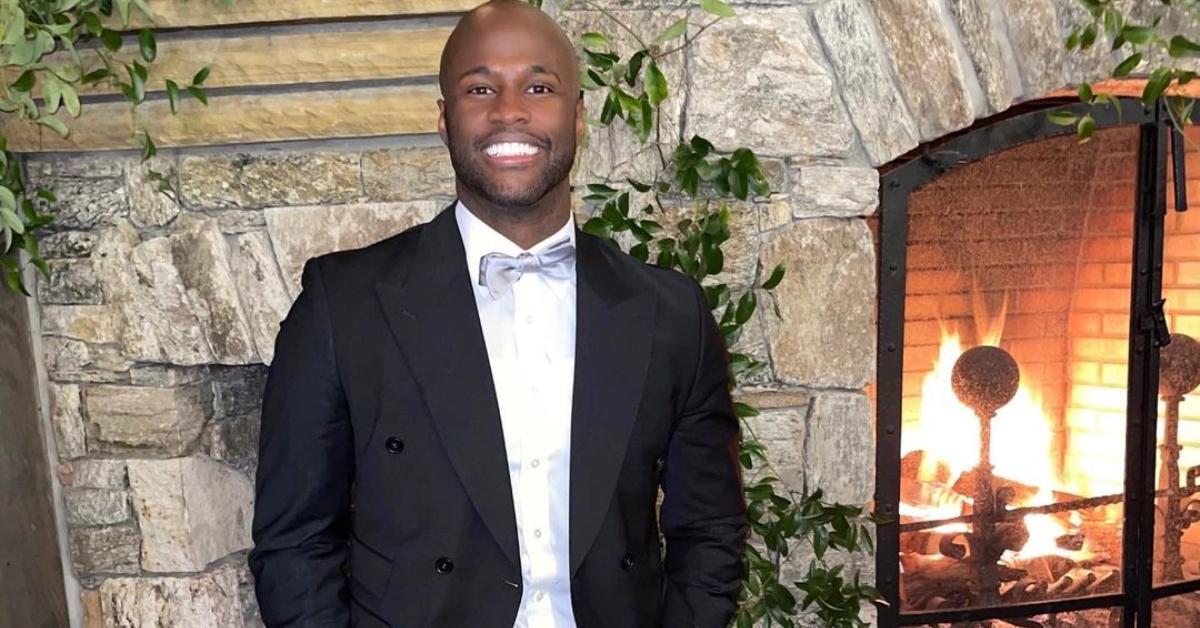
[0,0,220,295]
[1055,0,1200,138]
[541,1,883,625]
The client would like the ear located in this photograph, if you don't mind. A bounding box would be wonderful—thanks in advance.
[437,99,449,147]
[575,92,585,143]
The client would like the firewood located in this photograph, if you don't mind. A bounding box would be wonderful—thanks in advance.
[953,468,1040,504]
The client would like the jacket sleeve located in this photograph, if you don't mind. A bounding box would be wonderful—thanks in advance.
[660,278,748,628]
[249,257,354,627]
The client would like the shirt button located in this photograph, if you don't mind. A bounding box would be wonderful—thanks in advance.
[535,591,545,601]
[525,315,534,325]
[534,528,543,538]
[530,459,540,468]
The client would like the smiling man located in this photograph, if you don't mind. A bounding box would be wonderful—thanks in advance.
[248,1,746,627]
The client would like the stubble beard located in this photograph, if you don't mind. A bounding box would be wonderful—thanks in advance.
[446,121,576,211]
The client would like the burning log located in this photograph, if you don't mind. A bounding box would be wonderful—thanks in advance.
[999,577,1046,604]
[900,553,1025,610]
[952,469,1040,505]
[1008,554,1078,582]
[901,449,953,484]
[899,530,969,558]
[1056,532,1086,551]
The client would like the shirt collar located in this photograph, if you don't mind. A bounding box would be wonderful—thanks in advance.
[454,200,577,301]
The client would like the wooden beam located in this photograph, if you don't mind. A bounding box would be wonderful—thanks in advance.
[3,84,441,151]
[108,0,481,29]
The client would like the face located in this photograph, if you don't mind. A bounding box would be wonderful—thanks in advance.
[438,16,584,211]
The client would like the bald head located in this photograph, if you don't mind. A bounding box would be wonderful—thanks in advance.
[439,0,580,99]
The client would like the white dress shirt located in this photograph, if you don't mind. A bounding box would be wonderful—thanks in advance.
[455,201,579,628]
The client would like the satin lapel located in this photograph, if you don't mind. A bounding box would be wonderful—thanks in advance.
[373,206,520,570]
[568,232,656,577]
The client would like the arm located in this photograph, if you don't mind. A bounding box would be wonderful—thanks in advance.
[660,279,748,628]
[249,258,354,627]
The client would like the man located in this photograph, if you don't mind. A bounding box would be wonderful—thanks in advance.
[248,1,746,626]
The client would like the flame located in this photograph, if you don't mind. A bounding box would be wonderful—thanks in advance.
[903,293,1094,560]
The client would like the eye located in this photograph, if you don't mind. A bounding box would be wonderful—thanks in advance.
[528,84,553,95]
[466,85,494,96]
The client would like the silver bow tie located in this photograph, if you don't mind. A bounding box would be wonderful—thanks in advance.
[478,236,575,299]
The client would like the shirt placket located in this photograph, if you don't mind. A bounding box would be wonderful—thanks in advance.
[511,279,557,626]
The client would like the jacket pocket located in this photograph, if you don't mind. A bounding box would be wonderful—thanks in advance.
[349,536,394,601]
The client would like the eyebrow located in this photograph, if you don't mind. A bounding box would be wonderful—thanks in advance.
[458,65,561,82]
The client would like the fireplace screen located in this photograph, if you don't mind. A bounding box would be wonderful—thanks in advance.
[875,99,1200,627]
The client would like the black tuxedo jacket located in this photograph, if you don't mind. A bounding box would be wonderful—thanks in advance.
[249,204,747,627]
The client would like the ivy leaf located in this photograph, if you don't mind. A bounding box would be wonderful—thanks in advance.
[36,115,69,138]
[1169,35,1200,58]
[1077,113,1096,141]
[138,28,156,62]
[600,91,619,125]
[761,264,785,290]
[99,29,122,52]
[654,17,688,44]
[166,80,181,114]
[10,70,34,92]
[81,13,102,37]
[734,290,756,324]
[42,75,63,114]
[700,0,736,18]
[1113,52,1142,77]
[625,50,646,87]
[1143,67,1173,106]
[1080,23,1097,49]
[186,85,209,106]
[81,68,110,85]
[1047,109,1077,126]
[192,65,211,86]
[581,32,608,50]
[1120,24,1152,45]
[644,61,668,106]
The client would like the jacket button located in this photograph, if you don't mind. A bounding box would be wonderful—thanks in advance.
[435,556,454,575]
[621,553,635,571]
[385,436,404,454]
[654,456,666,471]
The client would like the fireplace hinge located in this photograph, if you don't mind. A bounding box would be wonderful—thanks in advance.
[1143,299,1172,348]
[1172,124,1190,213]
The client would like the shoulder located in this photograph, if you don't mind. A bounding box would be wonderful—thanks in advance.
[583,232,706,318]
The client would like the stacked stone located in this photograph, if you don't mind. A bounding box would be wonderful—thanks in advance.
[31,146,453,627]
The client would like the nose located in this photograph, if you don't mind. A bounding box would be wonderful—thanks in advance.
[487,88,530,126]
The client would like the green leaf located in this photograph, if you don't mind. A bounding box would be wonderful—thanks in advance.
[186,85,209,106]
[1077,82,1093,103]
[126,63,146,103]
[138,131,156,160]
[81,13,102,37]
[583,48,617,70]
[728,169,749,200]
[36,114,69,138]
[734,290,756,324]
[1077,113,1096,141]
[1143,67,1173,105]
[10,70,35,92]
[1103,8,1120,37]
[1,8,24,46]
[644,61,668,106]
[600,91,619,125]
[42,76,63,114]
[99,28,122,52]
[138,28,156,62]
[581,32,608,50]
[1113,52,1142,77]
[1065,28,1081,51]
[627,178,652,193]
[82,68,110,85]
[762,264,785,290]
[1080,23,1097,49]
[1047,109,1077,126]
[1120,24,1152,45]
[625,50,646,87]
[654,18,688,44]
[192,65,211,86]
[114,0,132,26]
[0,207,24,233]
[1169,35,1200,58]
[166,80,181,114]
[581,217,611,239]
[630,242,649,262]
[54,82,82,119]
[700,0,736,18]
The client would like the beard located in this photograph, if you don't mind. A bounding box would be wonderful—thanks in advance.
[445,122,576,209]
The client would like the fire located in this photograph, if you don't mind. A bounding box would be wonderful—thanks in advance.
[903,296,1093,561]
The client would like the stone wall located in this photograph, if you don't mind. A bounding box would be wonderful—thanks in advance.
[24,0,1126,625]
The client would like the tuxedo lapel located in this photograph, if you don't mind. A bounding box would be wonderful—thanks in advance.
[373,206,520,569]
[568,232,656,577]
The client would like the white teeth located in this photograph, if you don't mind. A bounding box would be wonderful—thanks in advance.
[485,142,539,157]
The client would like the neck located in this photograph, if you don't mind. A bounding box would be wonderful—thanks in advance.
[457,184,572,249]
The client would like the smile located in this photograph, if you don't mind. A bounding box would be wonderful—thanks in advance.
[483,141,542,166]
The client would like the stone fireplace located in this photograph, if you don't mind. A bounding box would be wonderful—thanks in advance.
[874,100,1200,626]
[13,0,1197,626]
